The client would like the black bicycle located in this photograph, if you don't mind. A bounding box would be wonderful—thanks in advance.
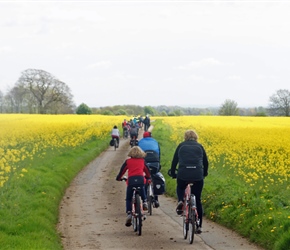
[113,137,118,151]
[130,136,138,147]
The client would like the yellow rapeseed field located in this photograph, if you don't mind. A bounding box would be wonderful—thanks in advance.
[1,114,290,194]
[0,114,124,187]
[160,116,290,191]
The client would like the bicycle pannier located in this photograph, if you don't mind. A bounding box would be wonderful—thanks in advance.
[152,172,166,195]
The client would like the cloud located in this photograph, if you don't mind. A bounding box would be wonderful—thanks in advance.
[226,75,241,81]
[177,58,223,70]
[88,61,112,70]
[0,46,12,54]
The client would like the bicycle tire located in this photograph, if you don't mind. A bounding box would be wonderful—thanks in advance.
[188,197,195,244]
[114,138,117,151]
[135,193,142,236]
[183,202,188,239]
[147,184,153,216]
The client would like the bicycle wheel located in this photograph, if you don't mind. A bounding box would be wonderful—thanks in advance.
[183,202,188,239]
[135,193,142,236]
[147,184,153,216]
[114,139,117,151]
[188,200,195,244]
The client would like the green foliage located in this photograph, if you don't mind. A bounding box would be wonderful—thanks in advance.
[144,106,155,116]
[0,138,109,249]
[219,99,239,116]
[76,103,92,114]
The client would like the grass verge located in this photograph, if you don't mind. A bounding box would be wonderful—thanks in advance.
[0,138,109,250]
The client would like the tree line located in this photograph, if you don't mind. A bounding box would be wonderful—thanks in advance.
[1,68,290,116]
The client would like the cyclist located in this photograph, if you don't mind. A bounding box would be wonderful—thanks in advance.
[129,124,138,140]
[138,131,161,208]
[122,119,128,138]
[116,146,151,227]
[169,130,208,234]
[111,125,120,147]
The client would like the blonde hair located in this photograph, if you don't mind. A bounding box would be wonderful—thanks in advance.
[128,146,146,158]
[184,130,198,141]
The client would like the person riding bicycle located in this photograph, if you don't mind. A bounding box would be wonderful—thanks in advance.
[116,146,151,227]
[122,119,128,138]
[138,131,161,208]
[111,125,120,146]
[129,124,138,140]
[169,130,208,234]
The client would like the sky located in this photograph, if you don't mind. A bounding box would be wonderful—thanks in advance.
[1,0,290,108]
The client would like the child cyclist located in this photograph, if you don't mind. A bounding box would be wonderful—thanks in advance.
[116,146,151,227]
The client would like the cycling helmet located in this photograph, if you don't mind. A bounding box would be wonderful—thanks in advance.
[143,131,151,138]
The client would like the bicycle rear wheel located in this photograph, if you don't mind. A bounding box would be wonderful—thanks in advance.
[135,193,142,236]
[188,203,195,244]
[114,139,117,151]
[147,184,153,216]
[183,202,188,239]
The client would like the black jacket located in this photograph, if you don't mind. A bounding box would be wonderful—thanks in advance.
[171,140,208,181]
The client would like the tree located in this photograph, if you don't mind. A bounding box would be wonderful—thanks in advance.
[218,99,239,116]
[76,103,92,114]
[16,69,74,114]
[144,106,155,116]
[268,89,290,116]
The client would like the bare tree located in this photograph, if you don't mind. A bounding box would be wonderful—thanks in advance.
[218,99,239,116]
[268,89,290,116]
[16,69,74,114]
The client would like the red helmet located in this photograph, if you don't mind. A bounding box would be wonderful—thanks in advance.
[143,131,151,138]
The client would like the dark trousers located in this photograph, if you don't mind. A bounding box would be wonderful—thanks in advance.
[176,178,204,227]
[112,136,119,144]
[126,184,146,213]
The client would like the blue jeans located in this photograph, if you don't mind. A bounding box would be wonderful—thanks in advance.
[176,178,204,227]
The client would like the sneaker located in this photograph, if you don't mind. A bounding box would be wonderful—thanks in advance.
[143,202,148,211]
[176,201,184,215]
[196,226,202,234]
[154,200,160,208]
[125,213,132,227]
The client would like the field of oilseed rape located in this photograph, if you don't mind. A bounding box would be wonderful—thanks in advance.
[157,116,290,250]
[0,114,123,188]
[0,114,126,249]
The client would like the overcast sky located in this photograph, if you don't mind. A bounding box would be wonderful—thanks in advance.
[1,1,290,108]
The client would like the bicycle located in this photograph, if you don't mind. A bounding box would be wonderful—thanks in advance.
[113,137,118,151]
[182,182,200,244]
[122,177,146,236]
[130,136,138,147]
[167,169,200,244]
[146,179,155,216]
[123,128,128,139]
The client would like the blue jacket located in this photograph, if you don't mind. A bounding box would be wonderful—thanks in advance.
[138,137,160,162]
